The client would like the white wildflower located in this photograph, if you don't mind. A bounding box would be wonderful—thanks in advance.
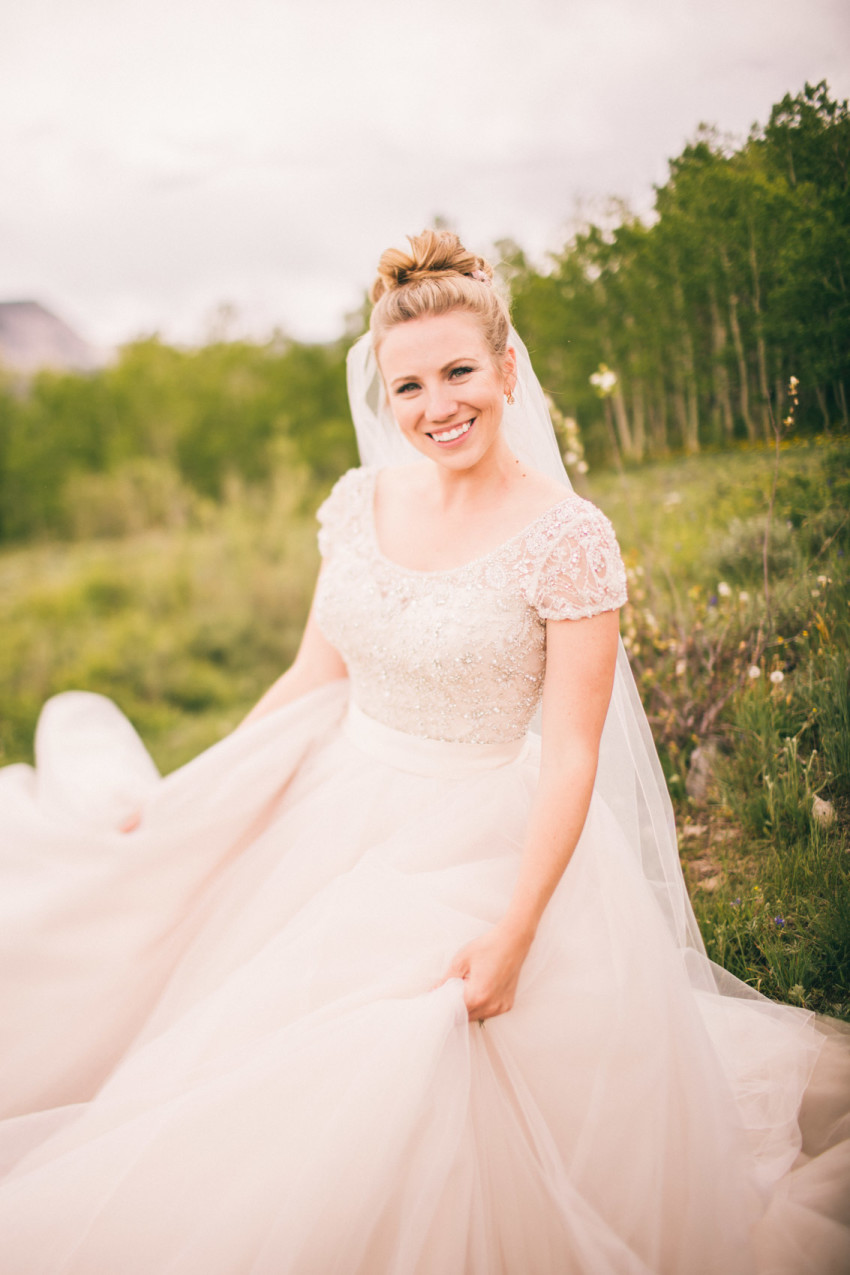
[817,574,830,587]
[590,365,617,395]
[576,461,589,474]
[748,665,762,680]
[812,795,836,828]
[564,451,579,465]
[717,581,731,598]
[769,670,785,685]
[738,591,750,603]
[675,659,687,677]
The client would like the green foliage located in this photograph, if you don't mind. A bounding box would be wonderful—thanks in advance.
[0,335,357,542]
[511,81,850,462]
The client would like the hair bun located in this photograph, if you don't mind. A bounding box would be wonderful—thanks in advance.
[370,229,494,304]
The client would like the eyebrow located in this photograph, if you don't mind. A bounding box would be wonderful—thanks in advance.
[389,357,479,388]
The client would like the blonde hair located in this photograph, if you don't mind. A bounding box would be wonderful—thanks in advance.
[369,229,511,361]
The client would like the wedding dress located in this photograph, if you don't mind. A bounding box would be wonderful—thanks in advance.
[1,458,849,1274]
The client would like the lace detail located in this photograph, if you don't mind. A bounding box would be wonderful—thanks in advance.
[530,507,627,620]
[315,468,627,744]
[316,468,364,560]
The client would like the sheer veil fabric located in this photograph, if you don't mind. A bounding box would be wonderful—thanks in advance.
[0,323,847,1273]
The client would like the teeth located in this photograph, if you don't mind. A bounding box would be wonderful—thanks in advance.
[431,420,472,443]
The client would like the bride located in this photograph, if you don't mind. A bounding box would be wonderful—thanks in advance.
[0,230,847,1274]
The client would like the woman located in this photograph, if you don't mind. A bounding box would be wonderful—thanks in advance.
[0,230,847,1273]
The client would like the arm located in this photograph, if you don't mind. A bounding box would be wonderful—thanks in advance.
[238,568,348,729]
[440,607,620,1021]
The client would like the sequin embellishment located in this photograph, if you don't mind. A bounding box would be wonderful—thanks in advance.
[315,468,627,744]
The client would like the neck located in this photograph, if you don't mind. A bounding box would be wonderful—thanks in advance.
[430,434,520,509]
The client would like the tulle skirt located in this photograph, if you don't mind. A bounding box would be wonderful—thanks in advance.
[0,683,848,1274]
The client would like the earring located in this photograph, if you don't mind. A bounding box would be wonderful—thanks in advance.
[505,389,515,406]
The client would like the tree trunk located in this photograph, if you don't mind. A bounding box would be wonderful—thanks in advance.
[671,371,689,450]
[612,388,636,459]
[709,283,735,441]
[672,278,700,453]
[720,248,756,440]
[648,384,668,454]
[601,333,635,459]
[836,380,849,428]
[814,385,831,433]
[749,227,773,441]
[630,376,646,459]
[602,398,624,471]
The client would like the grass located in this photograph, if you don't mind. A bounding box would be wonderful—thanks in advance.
[591,436,850,1018]
[0,468,321,773]
[1,437,848,1016]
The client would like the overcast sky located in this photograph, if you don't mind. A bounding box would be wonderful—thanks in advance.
[2,0,848,350]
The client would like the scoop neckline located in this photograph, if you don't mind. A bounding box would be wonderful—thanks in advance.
[365,466,576,579]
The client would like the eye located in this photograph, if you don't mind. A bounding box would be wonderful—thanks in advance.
[394,381,420,395]
[449,365,475,379]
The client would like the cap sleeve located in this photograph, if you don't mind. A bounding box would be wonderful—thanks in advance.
[529,500,628,621]
[316,467,368,559]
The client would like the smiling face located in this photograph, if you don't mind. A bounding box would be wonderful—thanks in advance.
[377,310,516,471]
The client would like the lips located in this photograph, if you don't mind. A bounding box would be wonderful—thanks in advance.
[427,418,474,444]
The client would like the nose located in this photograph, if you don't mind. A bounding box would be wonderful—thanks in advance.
[423,387,459,423]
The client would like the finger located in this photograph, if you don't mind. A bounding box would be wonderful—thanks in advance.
[430,964,467,991]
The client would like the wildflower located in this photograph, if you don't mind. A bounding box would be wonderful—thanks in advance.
[731,898,742,908]
[590,364,617,396]
[748,665,761,679]
[769,670,785,685]
[709,595,718,607]
[738,590,749,604]
[717,582,731,598]
[564,451,579,465]
[774,916,786,928]
[576,461,589,474]
[812,795,836,828]
[817,574,830,587]
[675,659,687,677]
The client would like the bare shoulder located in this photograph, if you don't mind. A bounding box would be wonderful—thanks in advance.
[510,466,573,521]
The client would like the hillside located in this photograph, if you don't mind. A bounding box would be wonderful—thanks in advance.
[0,300,109,375]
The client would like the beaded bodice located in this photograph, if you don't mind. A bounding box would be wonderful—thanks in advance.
[314,468,627,744]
